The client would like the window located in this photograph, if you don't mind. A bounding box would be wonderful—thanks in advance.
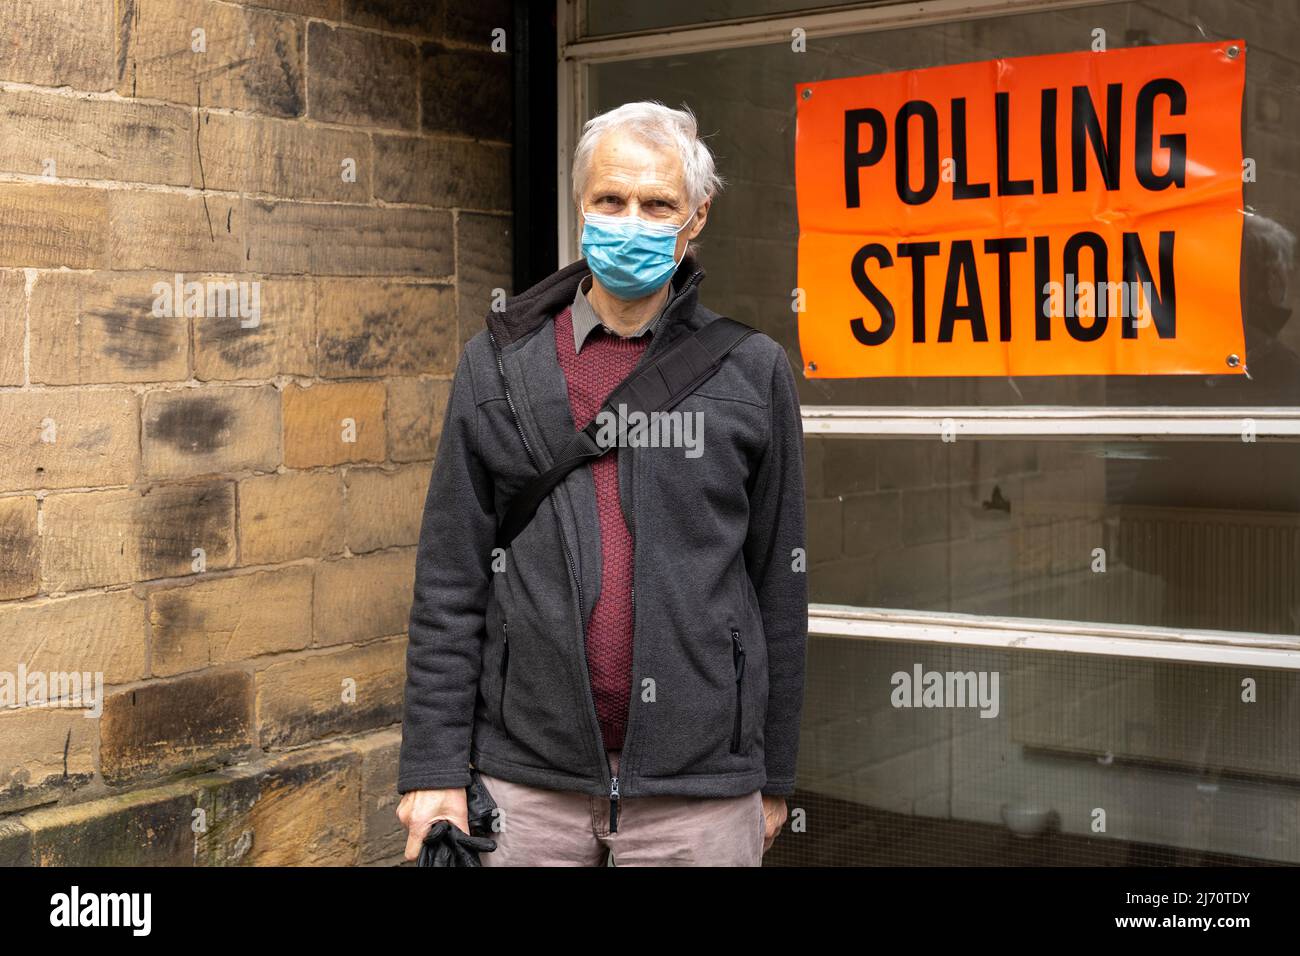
[809,436,1300,636]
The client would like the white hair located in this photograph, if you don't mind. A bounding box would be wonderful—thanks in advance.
[572,101,724,211]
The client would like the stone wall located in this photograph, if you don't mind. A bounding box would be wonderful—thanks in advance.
[0,0,512,866]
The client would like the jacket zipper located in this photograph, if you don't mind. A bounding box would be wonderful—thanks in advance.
[607,268,702,833]
[612,456,634,835]
[489,330,541,471]
[730,629,746,753]
[499,620,511,739]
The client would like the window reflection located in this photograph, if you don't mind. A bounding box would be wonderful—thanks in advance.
[808,437,1300,636]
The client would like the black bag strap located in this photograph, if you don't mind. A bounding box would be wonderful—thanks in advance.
[495,316,756,550]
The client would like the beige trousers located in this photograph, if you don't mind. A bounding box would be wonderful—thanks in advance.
[476,749,765,867]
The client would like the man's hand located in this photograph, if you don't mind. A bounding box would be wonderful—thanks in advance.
[397,787,469,862]
[760,795,788,853]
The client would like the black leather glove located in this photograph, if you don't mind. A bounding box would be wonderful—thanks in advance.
[416,820,498,867]
[466,769,499,837]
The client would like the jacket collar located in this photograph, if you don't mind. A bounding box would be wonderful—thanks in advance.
[487,249,707,350]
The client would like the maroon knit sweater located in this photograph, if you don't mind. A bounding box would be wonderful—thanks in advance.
[553,305,649,751]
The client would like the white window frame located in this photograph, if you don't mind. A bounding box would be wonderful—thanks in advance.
[557,0,1300,669]
[805,406,1300,439]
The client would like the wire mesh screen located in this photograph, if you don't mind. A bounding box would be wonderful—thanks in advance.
[766,638,1299,866]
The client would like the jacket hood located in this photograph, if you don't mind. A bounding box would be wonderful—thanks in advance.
[486,249,706,349]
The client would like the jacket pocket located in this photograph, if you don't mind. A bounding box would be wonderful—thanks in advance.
[498,619,513,740]
[730,628,747,754]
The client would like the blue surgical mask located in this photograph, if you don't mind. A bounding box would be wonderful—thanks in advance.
[581,208,697,300]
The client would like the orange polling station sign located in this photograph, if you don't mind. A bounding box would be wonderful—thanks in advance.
[794,40,1247,378]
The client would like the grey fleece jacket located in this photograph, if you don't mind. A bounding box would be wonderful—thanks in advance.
[398,252,808,802]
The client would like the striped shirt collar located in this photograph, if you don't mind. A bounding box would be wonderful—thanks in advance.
[569,274,670,354]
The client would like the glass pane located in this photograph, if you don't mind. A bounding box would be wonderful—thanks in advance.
[586,0,1300,407]
[807,435,1300,636]
[583,0,881,37]
[771,639,1300,865]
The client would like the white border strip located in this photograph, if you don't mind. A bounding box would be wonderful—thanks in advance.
[810,604,1300,669]
[801,405,1300,438]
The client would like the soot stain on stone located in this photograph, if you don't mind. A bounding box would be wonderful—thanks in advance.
[151,588,207,631]
[149,590,207,661]
[200,316,268,369]
[121,119,176,144]
[0,507,37,578]
[96,296,182,370]
[147,396,234,455]
[115,0,136,84]
[243,25,304,118]
[321,308,396,371]
[136,483,234,575]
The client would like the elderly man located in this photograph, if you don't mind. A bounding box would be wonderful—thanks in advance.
[396,101,807,866]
